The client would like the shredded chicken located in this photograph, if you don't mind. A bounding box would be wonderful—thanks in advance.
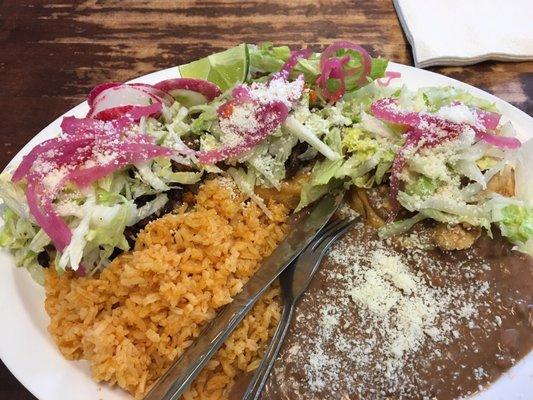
[347,187,385,228]
[430,167,513,251]
[487,166,515,197]
[255,172,309,211]
[432,223,481,251]
[366,185,396,221]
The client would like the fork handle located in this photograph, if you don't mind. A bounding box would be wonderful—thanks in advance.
[243,302,295,400]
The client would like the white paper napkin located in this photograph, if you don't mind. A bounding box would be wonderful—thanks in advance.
[393,0,533,68]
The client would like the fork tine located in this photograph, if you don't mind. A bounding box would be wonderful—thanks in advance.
[314,218,357,254]
[311,218,347,250]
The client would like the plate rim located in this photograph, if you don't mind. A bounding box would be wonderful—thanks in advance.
[0,61,532,400]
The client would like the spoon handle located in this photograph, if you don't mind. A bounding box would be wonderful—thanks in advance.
[243,302,295,400]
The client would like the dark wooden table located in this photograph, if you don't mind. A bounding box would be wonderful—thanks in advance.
[0,1,531,398]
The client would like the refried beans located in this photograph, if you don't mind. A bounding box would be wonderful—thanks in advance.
[251,220,532,400]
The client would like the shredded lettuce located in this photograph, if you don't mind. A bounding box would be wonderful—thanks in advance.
[296,181,333,212]
[369,58,389,81]
[360,111,398,139]
[309,152,385,189]
[398,189,491,228]
[137,162,170,191]
[189,100,226,136]
[240,132,298,189]
[342,81,397,115]
[130,194,168,225]
[58,209,91,271]
[248,42,322,84]
[248,42,387,93]
[58,193,131,271]
[0,173,30,219]
[515,139,533,205]
[283,116,340,161]
[405,176,439,198]
[491,200,533,248]
[342,127,379,158]
[378,213,427,239]
[420,86,498,113]
[310,159,344,186]
[374,156,393,185]
[0,175,50,282]
[152,159,204,185]
[227,167,272,218]
[249,43,290,76]
[0,206,49,283]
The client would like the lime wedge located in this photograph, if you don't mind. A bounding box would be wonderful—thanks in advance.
[178,43,249,91]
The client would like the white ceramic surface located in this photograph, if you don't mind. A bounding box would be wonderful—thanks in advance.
[0,63,531,400]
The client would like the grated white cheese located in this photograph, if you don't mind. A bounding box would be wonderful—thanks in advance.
[41,166,69,191]
[267,221,500,399]
[436,104,480,127]
[249,75,305,107]
[219,102,259,143]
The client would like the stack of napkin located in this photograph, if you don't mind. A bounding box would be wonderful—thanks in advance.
[393,0,533,68]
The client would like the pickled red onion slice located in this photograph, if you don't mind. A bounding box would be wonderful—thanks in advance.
[62,104,162,138]
[377,71,401,87]
[371,98,520,149]
[278,49,312,78]
[475,130,521,149]
[87,82,121,107]
[370,98,421,125]
[154,78,221,103]
[316,41,373,102]
[26,172,72,251]
[61,117,119,138]
[130,83,174,105]
[316,56,349,103]
[87,84,168,120]
[449,101,501,131]
[388,129,423,220]
[123,103,163,121]
[91,105,136,121]
[13,137,94,184]
[209,73,303,163]
[12,138,64,182]
[472,107,501,130]
[320,40,372,85]
[231,85,253,104]
[91,103,163,122]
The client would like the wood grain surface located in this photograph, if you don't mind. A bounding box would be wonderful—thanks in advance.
[0,1,531,399]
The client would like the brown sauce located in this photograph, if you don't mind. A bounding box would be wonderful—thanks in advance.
[247,222,533,400]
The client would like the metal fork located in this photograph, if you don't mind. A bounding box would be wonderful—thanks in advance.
[242,217,357,400]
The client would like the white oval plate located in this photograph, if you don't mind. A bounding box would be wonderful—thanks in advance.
[0,63,531,400]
